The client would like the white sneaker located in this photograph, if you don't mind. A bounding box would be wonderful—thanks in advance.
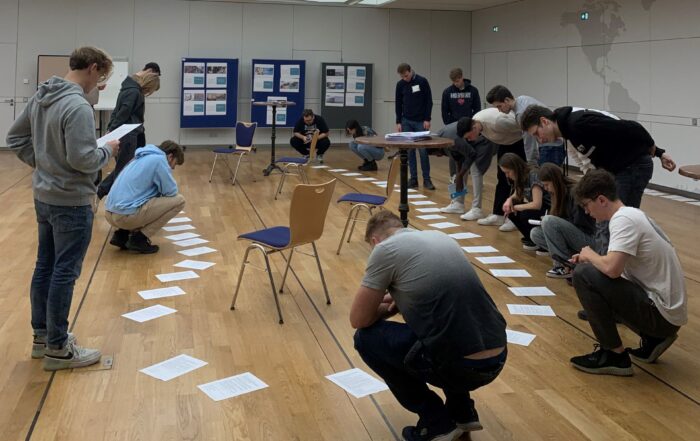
[460,207,484,221]
[43,337,101,371]
[499,218,517,232]
[440,200,465,214]
[477,214,504,226]
[32,333,75,359]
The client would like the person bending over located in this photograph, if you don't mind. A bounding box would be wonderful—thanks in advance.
[346,119,384,171]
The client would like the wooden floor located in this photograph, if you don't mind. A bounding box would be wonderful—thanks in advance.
[0,147,698,441]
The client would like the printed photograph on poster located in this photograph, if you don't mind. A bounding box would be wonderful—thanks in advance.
[347,66,366,79]
[280,80,299,92]
[253,64,274,92]
[325,92,344,107]
[183,90,205,116]
[266,96,287,125]
[280,64,300,92]
[326,81,345,92]
[206,91,227,115]
[183,62,205,88]
[347,80,365,93]
[326,65,345,92]
[345,93,364,107]
[326,66,345,78]
[206,63,227,88]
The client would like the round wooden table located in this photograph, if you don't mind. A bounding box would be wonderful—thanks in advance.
[356,136,454,227]
[679,165,700,180]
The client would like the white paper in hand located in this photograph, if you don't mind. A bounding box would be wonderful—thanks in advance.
[97,123,141,147]
[326,368,389,398]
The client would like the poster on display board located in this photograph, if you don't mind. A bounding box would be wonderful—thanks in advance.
[250,59,305,128]
[320,62,373,129]
[180,58,238,129]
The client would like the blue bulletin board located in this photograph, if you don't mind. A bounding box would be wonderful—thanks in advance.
[250,59,306,128]
[180,57,238,128]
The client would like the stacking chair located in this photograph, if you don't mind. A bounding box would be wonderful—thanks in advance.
[336,155,400,255]
[209,121,257,185]
[274,130,319,200]
[231,179,337,324]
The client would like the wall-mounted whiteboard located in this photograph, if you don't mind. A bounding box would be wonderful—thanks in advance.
[95,61,129,111]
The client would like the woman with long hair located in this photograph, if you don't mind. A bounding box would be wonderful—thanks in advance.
[530,164,596,278]
[346,119,384,171]
[499,153,549,250]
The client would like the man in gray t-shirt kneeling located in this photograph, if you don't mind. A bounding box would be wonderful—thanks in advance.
[350,211,507,441]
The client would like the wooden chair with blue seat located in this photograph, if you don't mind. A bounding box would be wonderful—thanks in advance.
[208,121,257,185]
[231,178,337,324]
[335,155,400,255]
[274,130,319,200]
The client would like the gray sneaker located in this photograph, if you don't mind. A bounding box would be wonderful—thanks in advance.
[43,337,101,371]
[32,333,75,359]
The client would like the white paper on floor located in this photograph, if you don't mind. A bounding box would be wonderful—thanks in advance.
[342,172,363,176]
[462,246,498,253]
[326,368,389,399]
[410,200,437,206]
[167,217,192,224]
[644,189,665,196]
[198,372,269,401]
[416,207,441,213]
[508,286,555,297]
[490,269,531,278]
[506,329,537,346]
[395,189,418,193]
[690,201,700,206]
[174,260,216,270]
[138,286,186,300]
[448,232,481,240]
[373,181,388,185]
[311,165,329,169]
[429,222,460,229]
[356,177,376,181]
[163,224,196,232]
[407,194,427,199]
[476,256,515,264]
[156,270,200,283]
[507,304,556,316]
[165,232,200,241]
[328,168,348,172]
[173,237,209,247]
[417,214,446,220]
[178,246,217,257]
[179,211,185,214]
[122,304,177,323]
[140,354,208,381]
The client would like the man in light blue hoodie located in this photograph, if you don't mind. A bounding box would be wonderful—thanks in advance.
[105,141,185,254]
[6,47,119,371]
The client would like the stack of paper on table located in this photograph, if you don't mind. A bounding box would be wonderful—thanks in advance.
[384,131,431,142]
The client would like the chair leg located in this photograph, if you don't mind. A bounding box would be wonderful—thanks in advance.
[300,167,309,184]
[347,204,369,244]
[222,156,235,185]
[336,204,361,255]
[232,153,245,186]
[279,248,294,293]
[275,170,287,200]
[209,154,219,182]
[231,244,255,310]
[262,251,284,324]
[230,243,284,324]
[312,242,331,305]
[249,152,256,182]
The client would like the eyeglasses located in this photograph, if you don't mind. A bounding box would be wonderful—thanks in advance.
[579,195,600,209]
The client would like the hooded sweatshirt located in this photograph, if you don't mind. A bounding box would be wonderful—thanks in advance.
[6,76,112,206]
[105,145,178,215]
[107,75,145,134]
[441,79,481,125]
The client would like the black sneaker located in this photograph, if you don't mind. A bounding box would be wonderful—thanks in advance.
[455,407,483,433]
[570,345,633,376]
[359,160,378,171]
[423,179,436,190]
[109,229,130,250]
[126,231,159,254]
[401,424,461,441]
[522,239,538,251]
[357,160,369,170]
[628,334,678,363]
[408,177,419,189]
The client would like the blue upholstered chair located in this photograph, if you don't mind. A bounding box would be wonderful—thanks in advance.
[231,179,337,324]
[274,130,318,200]
[335,155,400,255]
[209,121,257,185]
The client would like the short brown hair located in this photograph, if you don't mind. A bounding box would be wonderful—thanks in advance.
[574,169,618,204]
[69,47,113,76]
[365,210,403,243]
[302,108,314,117]
[160,140,185,165]
[134,72,160,96]
[449,68,463,81]
[397,63,411,74]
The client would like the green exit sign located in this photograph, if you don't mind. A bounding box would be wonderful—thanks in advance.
[492,25,499,32]
[580,11,589,20]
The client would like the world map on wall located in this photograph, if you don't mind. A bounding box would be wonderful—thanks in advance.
[560,0,656,118]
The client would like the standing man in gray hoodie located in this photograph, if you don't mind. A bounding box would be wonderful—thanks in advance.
[6,46,119,371]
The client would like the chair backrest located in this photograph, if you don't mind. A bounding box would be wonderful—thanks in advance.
[288,179,337,247]
[306,130,320,164]
[235,121,257,151]
[383,155,400,203]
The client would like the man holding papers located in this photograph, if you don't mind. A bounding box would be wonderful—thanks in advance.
[570,170,686,376]
[105,141,185,254]
[6,46,119,371]
[351,211,507,441]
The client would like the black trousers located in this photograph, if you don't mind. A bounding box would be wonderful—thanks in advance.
[492,139,526,215]
[290,137,331,156]
[97,132,139,199]
[508,208,547,241]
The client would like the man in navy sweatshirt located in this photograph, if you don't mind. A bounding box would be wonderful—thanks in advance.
[441,68,481,125]
[395,63,435,190]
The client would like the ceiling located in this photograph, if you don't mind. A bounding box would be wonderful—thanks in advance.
[194,0,521,12]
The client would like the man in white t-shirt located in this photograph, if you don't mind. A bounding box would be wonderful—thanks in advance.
[569,170,686,376]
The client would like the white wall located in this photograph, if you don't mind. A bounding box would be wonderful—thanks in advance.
[0,0,471,148]
[471,0,700,194]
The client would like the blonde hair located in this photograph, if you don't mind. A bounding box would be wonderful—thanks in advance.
[134,72,160,96]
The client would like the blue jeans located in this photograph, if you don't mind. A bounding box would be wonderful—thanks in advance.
[538,141,566,166]
[354,320,505,429]
[349,141,384,162]
[31,200,94,349]
[401,118,431,180]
